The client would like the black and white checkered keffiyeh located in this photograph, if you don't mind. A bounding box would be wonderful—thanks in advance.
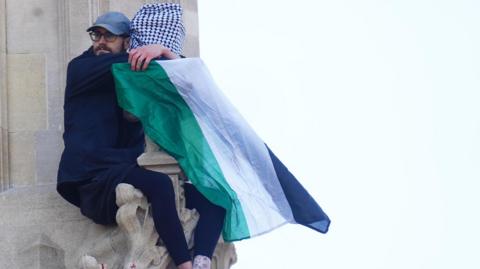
[130,3,185,55]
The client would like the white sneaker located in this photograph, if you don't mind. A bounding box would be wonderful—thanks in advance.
[193,255,211,269]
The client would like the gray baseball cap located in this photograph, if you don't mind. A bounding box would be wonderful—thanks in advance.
[86,11,130,35]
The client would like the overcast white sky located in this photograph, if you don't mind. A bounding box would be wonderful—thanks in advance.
[197,1,480,268]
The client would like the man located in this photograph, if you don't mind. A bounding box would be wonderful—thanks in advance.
[57,10,225,269]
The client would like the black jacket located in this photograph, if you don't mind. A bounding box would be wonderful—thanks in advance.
[57,47,144,220]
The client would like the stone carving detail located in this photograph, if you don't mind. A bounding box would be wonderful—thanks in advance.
[79,137,237,269]
[17,233,65,269]
[79,182,199,269]
[212,240,238,269]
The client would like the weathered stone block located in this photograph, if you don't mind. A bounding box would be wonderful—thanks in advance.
[8,131,36,186]
[184,9,199,37]
[6,0,60,54]
[183,8,200,57]
[35,129,63,184]
[108,0,147,18]
[0,0,6,54]
[7,54,46,132]
[183,35,199,57]
[0,127,9,191]
[65,0,94,60]
[0,0,7,124]
[17,233,65,269]
[180,0,198,12]
[0,0,9,192]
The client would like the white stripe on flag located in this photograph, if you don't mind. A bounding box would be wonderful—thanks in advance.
[157,59,296,235]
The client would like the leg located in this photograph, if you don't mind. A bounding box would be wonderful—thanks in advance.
[122,166,191,267]
[184,184,226,261]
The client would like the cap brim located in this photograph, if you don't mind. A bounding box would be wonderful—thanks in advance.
[86,23,124,35]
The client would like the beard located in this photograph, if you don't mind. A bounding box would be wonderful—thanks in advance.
[94,45,112,55]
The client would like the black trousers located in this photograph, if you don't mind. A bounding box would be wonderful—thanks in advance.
[122,166,226,265]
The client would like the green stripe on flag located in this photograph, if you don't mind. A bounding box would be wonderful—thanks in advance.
[112,61,250,241]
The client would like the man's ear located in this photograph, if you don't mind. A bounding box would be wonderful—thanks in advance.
[123,37,130,50]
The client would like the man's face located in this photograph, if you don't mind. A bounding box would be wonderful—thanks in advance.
[90,27,129,56]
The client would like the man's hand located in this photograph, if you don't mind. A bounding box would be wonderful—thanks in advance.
[128,44,179,71]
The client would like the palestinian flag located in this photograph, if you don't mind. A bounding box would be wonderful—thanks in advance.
[112,58,330,241]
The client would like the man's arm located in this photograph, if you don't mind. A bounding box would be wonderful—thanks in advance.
[128,44,179,71]
[65,50,128,99]
[121,44,179,122]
